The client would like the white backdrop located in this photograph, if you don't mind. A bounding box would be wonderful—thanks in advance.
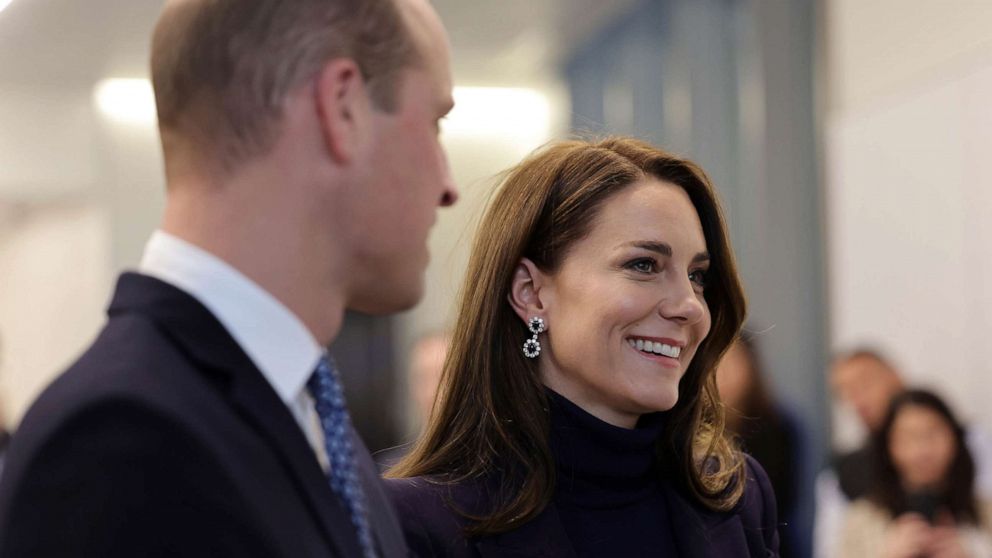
[826,1,992,442]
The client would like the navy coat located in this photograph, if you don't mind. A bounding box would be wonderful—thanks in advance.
[386,456,779,557]
[0,273,406,558]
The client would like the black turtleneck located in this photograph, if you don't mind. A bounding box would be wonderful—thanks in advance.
[547,389,677,557]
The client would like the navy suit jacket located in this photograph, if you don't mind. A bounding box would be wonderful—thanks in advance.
[386,456,779,557]
[0,273,406,557]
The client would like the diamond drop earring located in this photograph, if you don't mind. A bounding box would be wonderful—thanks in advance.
[522,316,546,359]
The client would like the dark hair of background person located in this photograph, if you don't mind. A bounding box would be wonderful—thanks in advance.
[387,137,748,536]
[871,389,980,524]
[722,333,800,556]
[724,334,777,426]
[150,0,417,171]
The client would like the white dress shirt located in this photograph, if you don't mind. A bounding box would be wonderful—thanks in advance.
[140,230,330,470]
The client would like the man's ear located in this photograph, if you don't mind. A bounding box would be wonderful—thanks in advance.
[313,58,371,164]
[508,258,550,325]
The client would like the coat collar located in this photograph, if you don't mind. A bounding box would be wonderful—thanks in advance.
[474,504,576,558]
[472,479,746,558]
[108,273,371,557]
[662,480,749,558]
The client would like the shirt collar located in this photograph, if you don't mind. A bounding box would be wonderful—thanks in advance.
[139,230,323,404]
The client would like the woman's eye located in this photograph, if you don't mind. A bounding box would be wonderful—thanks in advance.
[689,269,708,289]
[626,258,657,274]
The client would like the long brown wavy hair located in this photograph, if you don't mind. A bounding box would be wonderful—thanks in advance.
[387,137,748,536]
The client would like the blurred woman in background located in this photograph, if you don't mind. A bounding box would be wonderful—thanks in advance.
[716,335,802,556]
[839,389,992,558]
[385,137,779,557]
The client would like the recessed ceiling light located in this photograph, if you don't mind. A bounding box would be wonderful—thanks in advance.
[93,78,157,125]
[443,87,551,143]
[0,0,13,15]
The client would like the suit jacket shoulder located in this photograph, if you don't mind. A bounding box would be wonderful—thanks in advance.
[0,300,295,556]
[0,273,404,558]
[0,396,279,557]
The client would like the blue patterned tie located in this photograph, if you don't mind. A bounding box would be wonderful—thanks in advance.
[308,355,377,558]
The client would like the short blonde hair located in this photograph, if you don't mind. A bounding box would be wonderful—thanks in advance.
[151,0,417,169]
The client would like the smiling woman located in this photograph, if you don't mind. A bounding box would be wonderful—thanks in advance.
[524,177,712,428]
[384,137,780,557]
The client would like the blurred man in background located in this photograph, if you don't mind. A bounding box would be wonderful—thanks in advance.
[829,350,905,501]
[0,0,458,556]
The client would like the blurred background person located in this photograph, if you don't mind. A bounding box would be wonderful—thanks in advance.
[815,350,918,558]
[717,334,803,557]
[375,331,450,470]
[408,331,450,432]
[838,389,992,558]
[829,350,906,502]
[816,351,992,558]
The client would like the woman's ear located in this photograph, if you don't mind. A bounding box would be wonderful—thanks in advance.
[508,258,550,324]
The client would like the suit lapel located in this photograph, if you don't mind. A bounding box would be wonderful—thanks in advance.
[225,361,365,557]
[111,273,364,557]
[474,504,577,558]
[662,481,748,558]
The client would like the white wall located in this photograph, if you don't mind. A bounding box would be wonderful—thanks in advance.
[0,89,98,202]
[0,203,112,425]
[0,86,113,427]
[826,0,992,443]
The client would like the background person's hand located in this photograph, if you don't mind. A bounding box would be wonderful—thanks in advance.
[883,513,934,558]
[926,526,971,558]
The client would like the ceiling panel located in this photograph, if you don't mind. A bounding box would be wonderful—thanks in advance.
[0,0,636,90]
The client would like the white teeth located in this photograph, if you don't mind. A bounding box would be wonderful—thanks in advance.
[628,338,682,358]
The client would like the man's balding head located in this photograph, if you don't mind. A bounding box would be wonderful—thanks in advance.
[151,0,420,172]
[830,349,905,432]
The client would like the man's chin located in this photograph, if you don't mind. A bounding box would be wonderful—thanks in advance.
[348,282,424,315]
